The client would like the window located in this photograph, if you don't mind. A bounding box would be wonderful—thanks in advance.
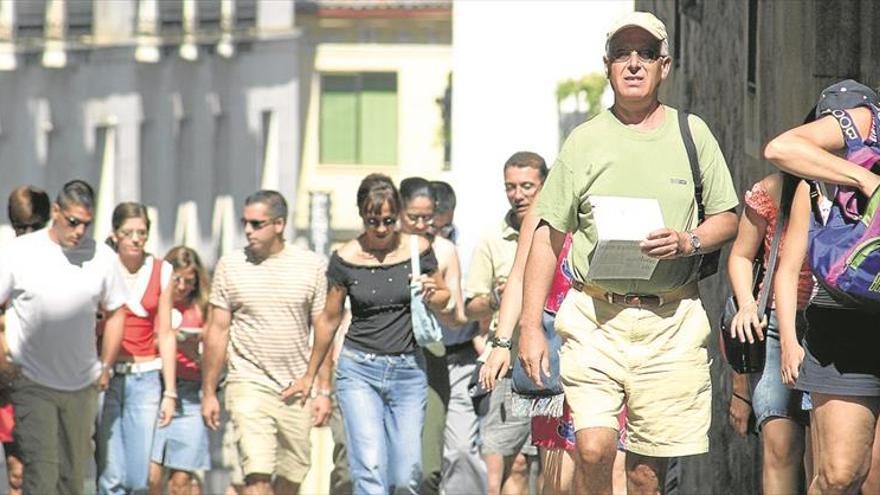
[159,0,183,35]
[198,0,221,32]
[235,0,256,31]
[747,0,758,93]
[16,1,45,39]
[320,72,398,165]
[67,0,93,38]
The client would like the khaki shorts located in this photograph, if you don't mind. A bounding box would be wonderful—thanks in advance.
[225,381,311,482]
[556,288,711,457]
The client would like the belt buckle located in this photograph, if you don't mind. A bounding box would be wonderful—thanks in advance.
[623,293,641,307]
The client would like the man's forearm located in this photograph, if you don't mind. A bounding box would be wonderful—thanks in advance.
[692,210,738,253]
[520,225,559,332]
[100,309,125,367]
[315,352,333,392]
[201,327,228,396]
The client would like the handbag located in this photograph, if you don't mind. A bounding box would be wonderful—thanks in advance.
[409,235,445,357]
[720,174,795,373]
[509,310,565,418]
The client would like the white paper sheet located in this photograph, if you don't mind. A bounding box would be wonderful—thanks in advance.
[587,195,665,280]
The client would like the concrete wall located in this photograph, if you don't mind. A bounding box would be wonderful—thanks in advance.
[636,1,880,492]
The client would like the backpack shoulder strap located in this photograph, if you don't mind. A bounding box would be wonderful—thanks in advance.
[828,109,865,151]
[677,110,705,223]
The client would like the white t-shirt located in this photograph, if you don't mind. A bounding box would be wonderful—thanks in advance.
[0,229,128,390]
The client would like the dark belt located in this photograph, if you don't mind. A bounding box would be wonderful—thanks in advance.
[569,280,697,308]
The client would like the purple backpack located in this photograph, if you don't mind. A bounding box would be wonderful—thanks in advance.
[808,107,880,308]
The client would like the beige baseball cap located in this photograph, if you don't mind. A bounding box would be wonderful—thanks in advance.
[606,11,668,42]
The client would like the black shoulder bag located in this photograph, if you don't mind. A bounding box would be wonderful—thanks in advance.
[678,110,720,279]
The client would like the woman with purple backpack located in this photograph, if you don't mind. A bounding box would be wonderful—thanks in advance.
[766,80,880,494]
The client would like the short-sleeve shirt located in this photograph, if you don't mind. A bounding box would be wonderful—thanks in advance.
[537,106,739,294]
[465,212,519,327]
[210,244,327,393]
[327,248,438,355]
[0,229,128,390]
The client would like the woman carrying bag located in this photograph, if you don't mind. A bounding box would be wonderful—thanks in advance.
[284,174,450,494]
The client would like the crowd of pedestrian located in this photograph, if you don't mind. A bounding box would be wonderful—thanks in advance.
[1,10,880,495]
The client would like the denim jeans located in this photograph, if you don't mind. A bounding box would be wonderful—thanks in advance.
[97,370,161,494]
[336,346,427,495]
[748,310,809,429]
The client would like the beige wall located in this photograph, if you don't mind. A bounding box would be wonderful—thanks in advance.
[294,42,452,239]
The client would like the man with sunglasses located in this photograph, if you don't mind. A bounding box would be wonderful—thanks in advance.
[518,11,738,494]
[201,190,330,495]
[0,179,128,494]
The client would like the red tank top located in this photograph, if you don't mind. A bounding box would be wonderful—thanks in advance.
[174,303,204,382]
[120,257,163,357]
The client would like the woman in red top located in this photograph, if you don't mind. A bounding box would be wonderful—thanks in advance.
[148,246,211,495]
[97,202,177,495]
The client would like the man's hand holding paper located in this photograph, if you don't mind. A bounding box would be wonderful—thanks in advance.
[640,228,688,259]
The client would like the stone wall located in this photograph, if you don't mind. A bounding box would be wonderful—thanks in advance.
[634,0,879,492]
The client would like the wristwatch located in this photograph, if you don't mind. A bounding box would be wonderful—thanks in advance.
[491,336,513,349]
[686,230,702,257]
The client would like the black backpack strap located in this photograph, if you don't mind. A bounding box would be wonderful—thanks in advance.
[756,173,797,314]
[678,110,719,279]
[678,110,706,223]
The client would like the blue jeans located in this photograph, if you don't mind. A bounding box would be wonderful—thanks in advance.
[336,346,427,495]
[97,370,161,494]
[748,310,809,429]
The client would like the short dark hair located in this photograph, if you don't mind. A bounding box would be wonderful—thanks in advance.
[357,173,400,217]
[430,181,456,215]
[399,177,434,207]
[503,151,548,182]
[56,180,95,211]
[8,185,50,229]
[244,190,288,223]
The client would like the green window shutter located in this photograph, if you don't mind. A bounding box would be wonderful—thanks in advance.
[359,73,398,165]
[320,75,358,164]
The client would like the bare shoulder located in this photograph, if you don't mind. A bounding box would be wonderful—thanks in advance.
[335,239,363,263]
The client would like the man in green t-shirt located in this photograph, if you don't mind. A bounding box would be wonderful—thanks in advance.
[518,11,738,494]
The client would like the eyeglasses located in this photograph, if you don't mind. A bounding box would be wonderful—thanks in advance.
[405,214,434,226]
[64,215,92,229]
[117,229,148,240]
[240,218,276,230]
[173,275,197,287]
[364,216,397,228]
[608,47,664,63]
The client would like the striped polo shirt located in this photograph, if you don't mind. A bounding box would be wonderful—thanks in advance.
[210,244,327,392]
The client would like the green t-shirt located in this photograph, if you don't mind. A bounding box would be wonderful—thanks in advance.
[537,106,738,294]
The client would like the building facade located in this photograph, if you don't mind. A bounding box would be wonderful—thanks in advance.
[292,0,451,248]
[0,0,301,270]
[636,1,880,492]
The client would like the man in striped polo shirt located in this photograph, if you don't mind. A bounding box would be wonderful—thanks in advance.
[201,190,330,495]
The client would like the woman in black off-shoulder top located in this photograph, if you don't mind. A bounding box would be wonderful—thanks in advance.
[284,173,450,494]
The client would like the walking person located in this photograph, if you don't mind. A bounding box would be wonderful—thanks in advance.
[0,185,51,495]
[285,173,450,494]
[201,190,331,495]
[398,177,466,494]
[148,246,212,495]
[430,180,487,494]
[519,11,738,494]
[0,179,129,494]
[766,80,880,495]
[726,171,814,493]
[466,151,547,495]
[98,202,178,495]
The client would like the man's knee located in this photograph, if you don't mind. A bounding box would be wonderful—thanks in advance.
[763,431,803,470]
[817,461,868,495]
[575,429,617,467]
